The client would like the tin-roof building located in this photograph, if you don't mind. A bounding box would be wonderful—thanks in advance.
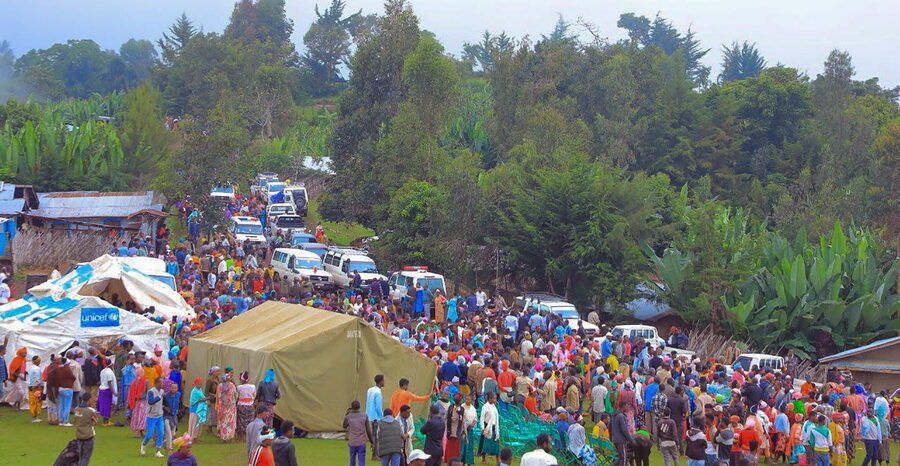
[0,182,39,218]
[819,336,900,391]
[30,190,167,235]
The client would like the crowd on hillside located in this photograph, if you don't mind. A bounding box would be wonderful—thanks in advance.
[2,191,900,466]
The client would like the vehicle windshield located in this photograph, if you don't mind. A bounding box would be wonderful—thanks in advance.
[211,186,233,193]
[348,261,378,273]
[554,309,579,320]
[269,206,292,215]
[234,224,263,235]
[293,259,322,269]
[267,183,285,192]
[305,246,327,257]
[734,356,753,370]
[415,277,444,291]
[611,328,625,337]
[275,217,304,228]
[150,275,176,291]
[292,235,315,245]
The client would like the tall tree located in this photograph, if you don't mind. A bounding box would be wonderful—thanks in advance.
[324,0,421,224]
[617,13,650,44]
[157,13,197,61]
[462,31,513,72]
[719,41,766,82]
[541,15,576,44]
[121,82,169,186]
[119,39,158,83]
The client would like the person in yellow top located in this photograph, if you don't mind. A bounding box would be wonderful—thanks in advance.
[591,412,610,440]
[829,412,848,466]
[606,354,619,373]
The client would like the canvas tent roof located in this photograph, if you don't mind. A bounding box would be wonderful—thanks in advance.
[0,294,169,364]
[28,254,194,320]
[187,301,437,432]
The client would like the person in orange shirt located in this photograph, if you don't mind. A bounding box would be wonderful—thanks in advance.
[389,378,432,415]
[523,386,541,417]
[800,380,815,397]
[497,360,516,391]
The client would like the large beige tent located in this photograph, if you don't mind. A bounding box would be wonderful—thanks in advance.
[187,302,437,432]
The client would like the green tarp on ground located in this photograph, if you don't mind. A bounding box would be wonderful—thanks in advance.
[186,301,437,432]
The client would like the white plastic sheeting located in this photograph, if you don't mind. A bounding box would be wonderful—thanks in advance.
[0,295,169,363]
[29,254,194,320]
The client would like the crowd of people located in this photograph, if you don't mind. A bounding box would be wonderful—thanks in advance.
[4,188,900,466]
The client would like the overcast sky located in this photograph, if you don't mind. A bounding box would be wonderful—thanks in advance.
[3,0,899,86]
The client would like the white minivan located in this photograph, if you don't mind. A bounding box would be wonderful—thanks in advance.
[270,248,333,288]
[388,266,447,295]
[322,248,386,289]
[606,324,667,348]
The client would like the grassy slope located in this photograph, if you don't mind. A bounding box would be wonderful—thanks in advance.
[305,198,375,247]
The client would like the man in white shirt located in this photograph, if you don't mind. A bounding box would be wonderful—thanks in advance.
[520,433,558,465]
[590,377,609,423]
[0,278,10,304]
[475,289,487,311]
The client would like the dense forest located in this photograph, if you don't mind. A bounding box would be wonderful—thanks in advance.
[2,0,900,358]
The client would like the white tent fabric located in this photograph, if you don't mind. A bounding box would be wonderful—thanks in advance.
[29,254,194,320]
[0,295,169,363]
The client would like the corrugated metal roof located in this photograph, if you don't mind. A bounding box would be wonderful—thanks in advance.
[827,362,900,373]
[819,335,900,363]
[34,191,160,219]
[0,198,25,215]
[43,191,148,198]
[0,183,17,201]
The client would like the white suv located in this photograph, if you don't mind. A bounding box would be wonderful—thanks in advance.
[515,293,600,337]
[271,248,333,288]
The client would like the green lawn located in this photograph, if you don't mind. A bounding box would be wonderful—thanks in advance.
[0,407,346,465]
[305,198,375,247]
[0,408,884,465]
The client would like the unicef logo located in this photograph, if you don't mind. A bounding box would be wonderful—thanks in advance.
[81,308,121,327]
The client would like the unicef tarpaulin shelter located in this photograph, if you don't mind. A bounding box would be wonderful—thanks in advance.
[29,254,194,321]
[0,295,168,363]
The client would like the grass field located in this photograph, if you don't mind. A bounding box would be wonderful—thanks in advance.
[0,407,885,466]
[305,198,375,246]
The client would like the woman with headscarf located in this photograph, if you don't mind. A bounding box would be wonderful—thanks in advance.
[568,414,597,466]
[129,366,149,436]
[829,412,848,466]
[236,371,257,440]
[478,392,501,464]
[205,366,221,434]
[167,433,198,466]
[447,295,459,323]
[217,367,238,442]
[256,369,280,429]
[3,347,28,409]
[461,392,478,465]
[250,428,276,466]
[188,377,207,440]
[875,403,891,464]
[434,289,447,322]
[787,413,805,465]
[618,379,638,434]
[444,392,466,462]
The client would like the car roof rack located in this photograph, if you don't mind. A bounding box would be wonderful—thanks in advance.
[329,247,369,256]
[521,292,567,302]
